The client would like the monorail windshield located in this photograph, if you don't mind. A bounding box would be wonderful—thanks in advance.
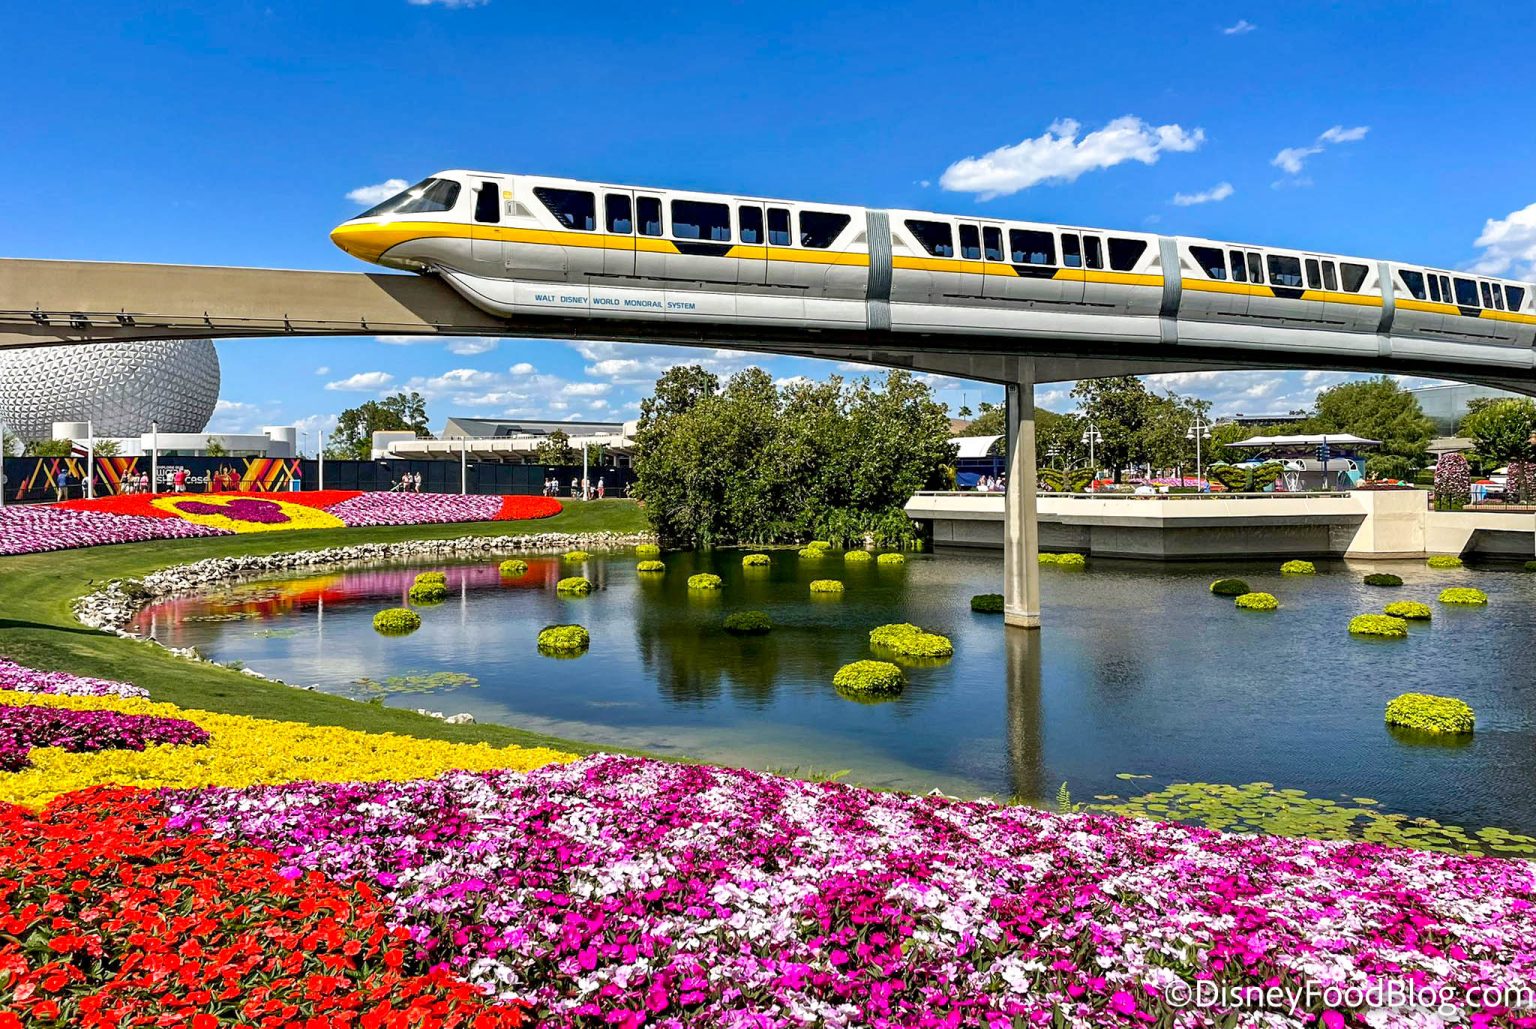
[358,178,461,219]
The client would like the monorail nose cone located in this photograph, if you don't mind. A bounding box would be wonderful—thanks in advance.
[330,222,366,260]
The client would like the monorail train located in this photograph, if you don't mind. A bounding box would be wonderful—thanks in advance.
[330,171,1536,362]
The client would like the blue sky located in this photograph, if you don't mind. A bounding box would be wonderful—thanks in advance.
[6,0,1535,444]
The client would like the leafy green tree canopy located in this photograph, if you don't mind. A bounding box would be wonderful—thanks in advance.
[1309,377,1432,479]
[1459,397,1536,467]
[533,429,578,466]
[332,391,432,460]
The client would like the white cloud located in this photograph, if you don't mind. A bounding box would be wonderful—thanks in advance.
[774,375,813,388]
[1222,18,1256,34]
[314,366,330,376]
[214,399,257,413]
[1171,182,1234,206]
[447,337,499,356]
[1271,125,1368,177]
[324,371,394,391]
[585,358,643,378]
[588,399,609,410]
[509,362,536,375]
[1319,125,1369,144]
[1470,201,1536,279]
[345,178,408,205]
[563,382,611,397]
[407,0,488,7]
[939,116,1205,199]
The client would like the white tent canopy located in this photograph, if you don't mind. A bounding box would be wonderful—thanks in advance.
[1227,434,1381,449]
[951,435,1003,458]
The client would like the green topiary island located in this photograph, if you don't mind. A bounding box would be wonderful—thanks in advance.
[869,623,953,659]
[797,548,824,559]
[1349,614,1409,638]
[970,593,1004,613]
[1363,573,1403,587]
[809,579,844,594]
[498,559,528,577]
[556,576,593,595]
[1386,693,1475,735]
[1384,600,1432,620]
[1209,578,1249,596]
[413,571,447,586]
[832,660,905,695]
[687,573,723,590]
[407,582,448,605]
[1427,555,1464,569]
[1235,592,1278,611]
[1526,560,1536,572]
[636,560,666,574]
[635,543,661,558]
[723,610,772,635]
[742,553,771,568]
[372,608,422,635]
[843,550,873,563]
[536,624,590,653]
[562,550,591,562]
[1439,587,1488,605]
[1039,552,1086,568]
[1280,560,1317,575]
[876,553,906,566]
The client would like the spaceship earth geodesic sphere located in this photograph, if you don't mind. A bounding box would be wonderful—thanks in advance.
[0,339,221,441]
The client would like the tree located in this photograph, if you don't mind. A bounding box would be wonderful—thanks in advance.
[639,365,719,428]
[1070,376,1156,482]
[91,439,122,458]
[533,430,578,466]
[203,438,228,458]
[332,391,432,460]
[1034,409,1083,468]
[1308,377,1432,480]
[1458,397,1536,469]
[25,439,73,457]
[1,427,18,458]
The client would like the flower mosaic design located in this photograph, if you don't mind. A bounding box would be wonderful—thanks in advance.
[152,495,346,533]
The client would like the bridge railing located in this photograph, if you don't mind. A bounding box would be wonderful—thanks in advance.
[911,490,1362,501]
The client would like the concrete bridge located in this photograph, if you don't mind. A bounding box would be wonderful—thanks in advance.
[4,256,1535,628]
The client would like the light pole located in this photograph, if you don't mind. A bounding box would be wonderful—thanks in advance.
[86,420,95,500]
[1186,416,1212,489]
[318,429,325,489]
[1047,443,1062,470]
[1080,423,1103,481]
[150,419,159,494]
[0,418,8,510]
[460,435,467,495]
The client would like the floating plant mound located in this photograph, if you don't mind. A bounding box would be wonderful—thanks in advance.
[1349,614,1409,638]
[562,550,591,562]
[372,608,422,635]
[722,611,772,635]
[1235,592,1278,611]
[1384,601,1432,620]
[876,553,906,566]
[1209,578,1249,596]
[1039,552,1086,568]
[497,559,528,577]
[636,560,666,574]
[1363,573,1403,587]
[1280,560,1316,575]
[805,540,831,552]
[970,593,1004,613]
[537,624,590,653]
[843,550,873,563]
[555,576,592,595]
[797,547,824,559]
[413,571,447,586]
[832,660,905,695]
[809,579,844,594]
[687,573,722,590]
[1386,693,1475,735]
[869,623,953,659]
[634,543,661,558]
[1439,587,1488,605]
[406,582,448,605]
[1526,560,1536,572]
[742,553,771,568]
[1427,555,1464,569]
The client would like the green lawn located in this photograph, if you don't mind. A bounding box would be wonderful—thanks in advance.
[0,499,650,754]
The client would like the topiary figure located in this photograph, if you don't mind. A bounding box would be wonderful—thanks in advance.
[687,573,722,590]
[809,579,844,594]
[413,571,447,586]
[876,553,906,566]
[722,610,772,635]
[742,553,771,568]
[498,559,528,577]
[556,576,593,595]
[562,550,591,562]
[635,543,661,558]
[1427,555,1464,569]
[537,624,590,653]
[970,593,1004,613]
[1209,578,1249,596]
[1384,600,1432,620]
[1235,592,1278,611]
[1386,693,1474,734]
[832,660,905,696]
[372,608,422,635]
[1280,560,1317,575]
[1439,587,1488,605]
[868,622,953,659]
[1363,573,1403,587]
[407,582,448,605]
[1349,613,1409,638]
[636,560,666,574]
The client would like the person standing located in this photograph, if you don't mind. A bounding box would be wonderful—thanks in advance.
[173,467,186,493]
[291,461,303,492]
[597,477,605,499]
[55,466,70,502]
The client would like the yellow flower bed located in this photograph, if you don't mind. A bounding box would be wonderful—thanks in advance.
[151,495,344,533]
[0,689,575,809]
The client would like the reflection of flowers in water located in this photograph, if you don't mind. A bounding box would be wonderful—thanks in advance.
[350,672,479,698]
[153,495,344,534]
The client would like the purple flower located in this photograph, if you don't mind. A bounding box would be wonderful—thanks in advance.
[0,703,209,771]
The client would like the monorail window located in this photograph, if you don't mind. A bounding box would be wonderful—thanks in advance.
[1010,229,1055,265]
[1428,275,1442,302]
[1439,275,1452,302]
[1322,262,1338,291]
[1492,285,1505,310]
[1084,236,1104,271]
[672,200,731,242]
[1246,253,1264,284]
[1305,259,1322,289]
[768,208,791,246]
[1340,263,1369,293]
[1480,282,1495,308]
[1108,238,1146,272]
[1229,250,1247,283]
[1191,246,1226,279]
[474,183,500,224]
[1399,269,1427,300]
[1062,234,1082,269]
[983,226,1004,262]
[360,177,462,218]
[605,195,632,234]
[907,220,954,258]
[1508,285,1527,310]
[1454,277,1479,307]
[959,225,981,260]
[739,206,763,245]
[637,197,662,236]
[800,211,850,249]
[1267,255,1304,288]
[533,187,595,231]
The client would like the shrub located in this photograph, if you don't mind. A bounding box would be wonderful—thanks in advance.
[687,573,722,590]
[869,623,953,658]
[406,582,448,605]
[1427,555,1464,569]
[1385,693,1475,735]
[372,608,421,635]
[869,623,923,649]
[723,610,772,635]
[742,553,771,568]
[806,540,831,551]
[1234,592,1278,611]
[636,560,666,573]
[970,593,1004,613]
[498,559,528,577]
[413,571,447,586]
[562,550,591,562]
[809,579,844,594]
[843,550,873,563]
[876,553,906,566]
[1384,600,1432,620]
[1439,587,1488,605]
[1526,560,1536,572]
[1349,614,1409,638]
[635,543,661,558]
[1433,453,1472,509]
[1363,573,1403,587]
[832,660,905,695]
[555,576,592,595]
[1280,560,1316,575]
[797,547,824,559]
[536,624,590,653]
[1039,552,1086,568]
[1209,578,1249,596]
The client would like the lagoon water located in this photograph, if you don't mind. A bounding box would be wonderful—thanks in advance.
[132,550,1536,834]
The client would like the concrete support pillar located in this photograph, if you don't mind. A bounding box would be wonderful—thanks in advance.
[1003,360,1041,629]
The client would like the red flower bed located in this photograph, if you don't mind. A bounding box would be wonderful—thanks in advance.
[53,490,365,517]
[0,787,528,1028]
[493,495,563,520]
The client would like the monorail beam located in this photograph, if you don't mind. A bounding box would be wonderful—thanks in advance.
[1003,359,1042,630]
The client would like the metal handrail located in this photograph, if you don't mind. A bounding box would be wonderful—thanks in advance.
[911,490,1359,500]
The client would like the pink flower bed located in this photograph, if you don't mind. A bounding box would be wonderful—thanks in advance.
[0,704,209,771]
[325,492,506,527]
[0,656,149,699]
[0,506,228,556]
